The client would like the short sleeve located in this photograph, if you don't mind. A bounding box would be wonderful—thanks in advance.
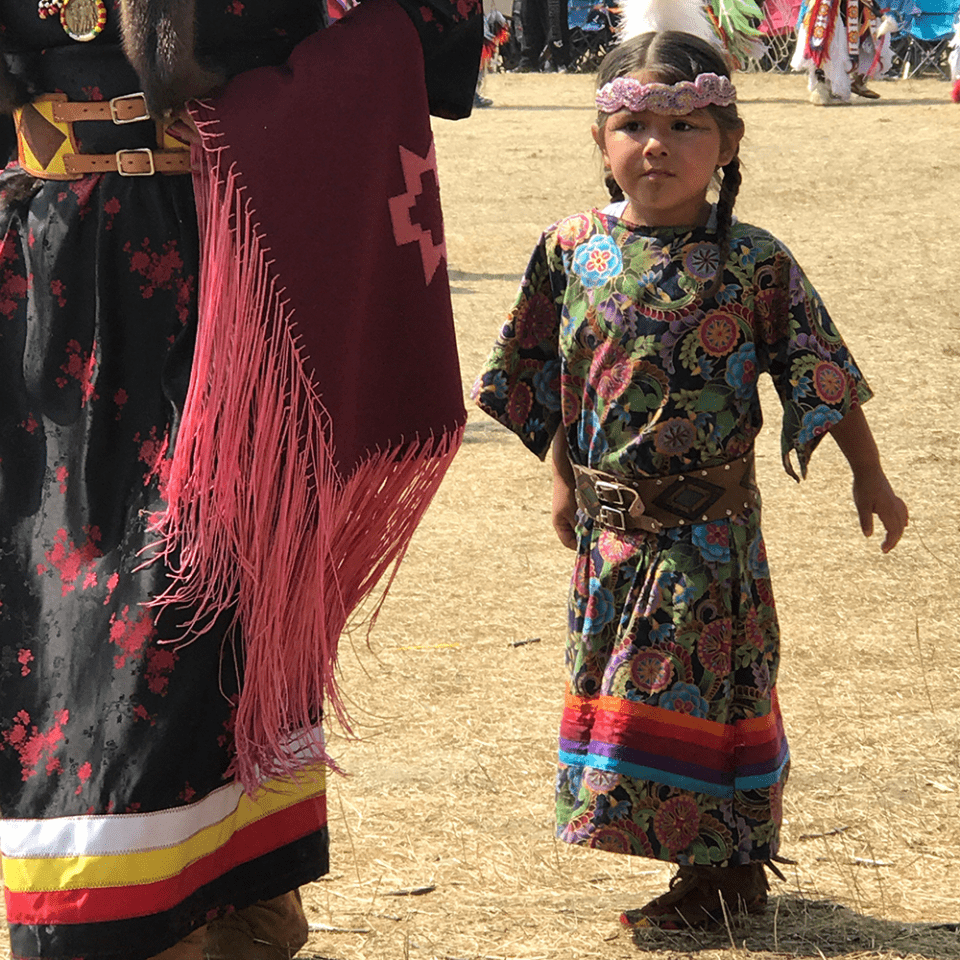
[471,232,566,460]
[750,236,873,480]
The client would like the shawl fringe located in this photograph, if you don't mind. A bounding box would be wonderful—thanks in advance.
[149,119,462,793]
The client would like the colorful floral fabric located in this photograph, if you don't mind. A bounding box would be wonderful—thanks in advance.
[474,210,871,866]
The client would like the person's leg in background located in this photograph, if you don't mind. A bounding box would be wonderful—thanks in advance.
[544,0,569,71]
[515,0,547,70]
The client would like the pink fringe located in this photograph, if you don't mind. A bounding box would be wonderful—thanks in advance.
[149,126,462,793]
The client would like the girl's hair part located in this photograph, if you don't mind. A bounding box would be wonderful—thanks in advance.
[595,31,744,297]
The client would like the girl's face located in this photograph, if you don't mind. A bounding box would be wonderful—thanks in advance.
[592,73,741,228]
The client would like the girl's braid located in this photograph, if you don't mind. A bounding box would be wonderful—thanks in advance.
[605,172,625,203]
[707,153,741,299]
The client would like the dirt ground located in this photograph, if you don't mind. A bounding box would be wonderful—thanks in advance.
[6,70,960,960]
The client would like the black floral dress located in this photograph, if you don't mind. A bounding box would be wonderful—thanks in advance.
[0,2,479,959]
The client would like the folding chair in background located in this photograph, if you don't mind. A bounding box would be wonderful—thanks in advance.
[566,0,619,72]
[887,0,960,77]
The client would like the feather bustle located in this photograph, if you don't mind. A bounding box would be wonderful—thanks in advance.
[618,0,717,45]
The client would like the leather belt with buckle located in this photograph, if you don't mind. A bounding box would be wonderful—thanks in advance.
[14,92,190,181]
[51,92,151,125]
[64,149,191,177]
[572,450,760,534]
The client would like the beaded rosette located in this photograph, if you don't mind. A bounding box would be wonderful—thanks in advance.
[595,72,736,115]
[37,0,107,41]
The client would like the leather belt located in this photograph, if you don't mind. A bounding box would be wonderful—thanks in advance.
[50,92,151,125]
[64,149,192,177]
[572,450,759,534]
[13,92,190,181]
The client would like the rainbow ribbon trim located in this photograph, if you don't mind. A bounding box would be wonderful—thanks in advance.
[559,688,788,797]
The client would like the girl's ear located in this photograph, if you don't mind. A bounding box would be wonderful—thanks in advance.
[591,123,611,169]
[717,120,744,169]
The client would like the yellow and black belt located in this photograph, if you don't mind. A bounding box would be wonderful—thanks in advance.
[13,92,191,180]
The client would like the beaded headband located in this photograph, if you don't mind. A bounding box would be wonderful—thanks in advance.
[595,73,737,115]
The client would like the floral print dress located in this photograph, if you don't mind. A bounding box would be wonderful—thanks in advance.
[474,209,871,866]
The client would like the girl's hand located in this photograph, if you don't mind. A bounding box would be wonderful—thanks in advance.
[550,423,578,550]
[852,469,909,553]
[829,405,908,553]
[552,471,578,550]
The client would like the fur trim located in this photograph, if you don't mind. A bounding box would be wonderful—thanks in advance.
[119,0,224,116]
[0,59,29,112]
[0,0,224,117]
[0,0,224,116]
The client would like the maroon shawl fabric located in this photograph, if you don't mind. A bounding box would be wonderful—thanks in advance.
[154,0,466,789]
[198,0,465,471]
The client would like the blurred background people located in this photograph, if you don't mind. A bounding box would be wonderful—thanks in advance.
[792,0,895,103]
[513,0,571,70]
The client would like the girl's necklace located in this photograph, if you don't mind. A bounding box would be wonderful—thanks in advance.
[38,0,107,42]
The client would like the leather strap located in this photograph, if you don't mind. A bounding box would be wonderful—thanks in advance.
[52,93,150,125]
[572,450,759,534]
[63,149,192,177]
[14,93,189,180]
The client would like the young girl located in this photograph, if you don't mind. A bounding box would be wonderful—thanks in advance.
[473,31,908,929]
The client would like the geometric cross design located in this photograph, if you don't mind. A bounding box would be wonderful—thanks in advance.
[20,102,67,170]
[653,477,725,521]
[387,141,446,286]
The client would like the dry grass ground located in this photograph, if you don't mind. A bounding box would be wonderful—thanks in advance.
[5,71,958,960]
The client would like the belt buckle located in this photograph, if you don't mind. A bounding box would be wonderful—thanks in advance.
[117,148,155,176]
[593,477,646,532]
[110,93,149,125]
[594,479,629,507]
[598,504,629,531]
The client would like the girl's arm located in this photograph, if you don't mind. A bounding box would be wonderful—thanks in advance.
[830,405,909,553]
[551,425,578,550]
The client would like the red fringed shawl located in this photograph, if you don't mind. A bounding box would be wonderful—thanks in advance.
[152,0,465,791]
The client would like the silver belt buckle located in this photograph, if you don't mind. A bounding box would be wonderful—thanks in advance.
[595,479,629,506]
[110,93,150,125]
[117,148,155,176]
[598,504,629,531]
